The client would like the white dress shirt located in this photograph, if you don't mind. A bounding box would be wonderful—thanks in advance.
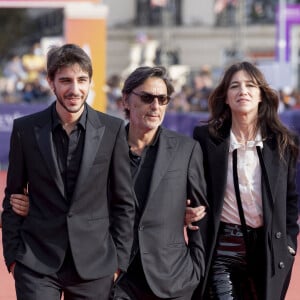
[220,130,264,228]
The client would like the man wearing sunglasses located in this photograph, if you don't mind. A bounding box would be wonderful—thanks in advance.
[110,66,208,300]
[8,66,208,300]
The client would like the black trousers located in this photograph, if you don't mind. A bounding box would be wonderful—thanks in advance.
[14,248,114,300]
[111,252,193,300]
[207,222,265,300]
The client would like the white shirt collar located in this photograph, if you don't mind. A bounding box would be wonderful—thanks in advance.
[229,129,264,152]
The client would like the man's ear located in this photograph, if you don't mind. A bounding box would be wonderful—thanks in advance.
[122,94,129,109]
[47,77,54,90]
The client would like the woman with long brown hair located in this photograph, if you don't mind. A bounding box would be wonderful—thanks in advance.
[192,61,299,299]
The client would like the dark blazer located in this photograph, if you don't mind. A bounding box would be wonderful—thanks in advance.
[2,102,135,280]
[132,127,208,298]
[192,125,299,300]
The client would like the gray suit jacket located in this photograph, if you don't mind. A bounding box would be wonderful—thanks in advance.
[2,102,135,280]
[133,127,208,298]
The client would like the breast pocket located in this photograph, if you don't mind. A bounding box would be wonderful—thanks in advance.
[162,169,182,180]
[167,242,186,248]
[93,152,110,165]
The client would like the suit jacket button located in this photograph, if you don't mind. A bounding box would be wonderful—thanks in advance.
[68,213,73,218]
[278,262,285,269]
[138,226,144,231]
[275,232,282,239]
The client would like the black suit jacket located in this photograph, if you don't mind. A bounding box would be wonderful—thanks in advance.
[132,127,208,298]
[192,125,299,300]
[2,102,135,280]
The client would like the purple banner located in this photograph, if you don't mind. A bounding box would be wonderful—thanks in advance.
[1,104,300,196]
[162,111,209,137]
[276,4,300,62]
[0,103,48,169]
[1,103,300,207]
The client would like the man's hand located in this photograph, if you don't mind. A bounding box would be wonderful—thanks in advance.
[185,199,206,230]
[10,193,30,217]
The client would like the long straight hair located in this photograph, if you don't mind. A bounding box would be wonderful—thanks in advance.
[207,61,298,160]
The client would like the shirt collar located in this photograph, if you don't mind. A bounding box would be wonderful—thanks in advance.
[125,124,161,148]
[229,129,264,152]
[52,102,87,131]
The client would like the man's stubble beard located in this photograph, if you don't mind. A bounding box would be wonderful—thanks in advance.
[54,89,88,114]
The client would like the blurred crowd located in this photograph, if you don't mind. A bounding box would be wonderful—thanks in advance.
[0,42,52,104]
[106,65,214,118]
[2,43,300,117]
[105,65,300,118]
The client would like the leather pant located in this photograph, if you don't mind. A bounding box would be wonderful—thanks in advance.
[207,222,265,300]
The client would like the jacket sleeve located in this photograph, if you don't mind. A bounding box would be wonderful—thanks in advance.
[2,119,27,270]
[286,138,299,252]
[108,122,135,271]
[186,141,208,277]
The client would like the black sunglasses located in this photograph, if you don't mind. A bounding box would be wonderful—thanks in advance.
[131,90,171,106]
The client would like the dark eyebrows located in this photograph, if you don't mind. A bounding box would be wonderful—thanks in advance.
[57,76,70,81]
[57,75,89,81]
[230,79,257,85]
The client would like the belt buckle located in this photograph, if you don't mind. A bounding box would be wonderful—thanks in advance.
[232,225,243,237]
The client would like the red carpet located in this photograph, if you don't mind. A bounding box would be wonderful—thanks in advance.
[0,171,299,299]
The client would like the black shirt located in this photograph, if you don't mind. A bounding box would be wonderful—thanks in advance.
[126,125,161,281]
[127,125,161,212]
[51,105,87,201]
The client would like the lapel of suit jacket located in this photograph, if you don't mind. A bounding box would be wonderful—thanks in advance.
[71,105,105,202]
[260,139,278,227]
[34,103,65,198]
[207,135,230,218]
[146,128,177,203]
